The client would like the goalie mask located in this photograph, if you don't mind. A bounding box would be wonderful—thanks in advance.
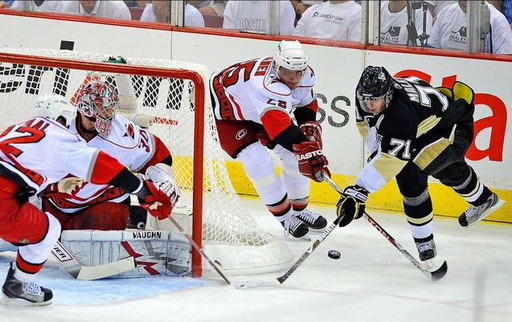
[76,80,119,136]
[34,93,76,128]
[356,66,394,114]
[273,40,308,89]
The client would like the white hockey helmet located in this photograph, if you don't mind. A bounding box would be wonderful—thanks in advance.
[273,40,308,72]
[34,93,76,127]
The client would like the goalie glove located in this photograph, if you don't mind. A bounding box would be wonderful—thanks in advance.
[299,121,322,147]
[145,163,180,205]
[137,180,173,220]
[336,185,369,227]
[293,141,330,182]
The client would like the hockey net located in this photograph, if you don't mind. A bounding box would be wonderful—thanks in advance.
[0,48,292,277]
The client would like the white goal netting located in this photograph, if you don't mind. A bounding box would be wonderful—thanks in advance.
[0,48,292,276]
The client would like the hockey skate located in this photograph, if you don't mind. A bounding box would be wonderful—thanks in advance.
[458,192,504,228]
[1,263,52,306]
[295,209,327,229]
[415,239,437,262]
[279,214,309,238]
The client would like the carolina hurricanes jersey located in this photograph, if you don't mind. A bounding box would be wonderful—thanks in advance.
[354,77,453,192]
[0,117,102,194]
[45,114,160,213]
[210,56,316,130]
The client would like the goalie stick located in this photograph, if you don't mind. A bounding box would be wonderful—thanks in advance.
[323,175,448,281]
[166,215,232,285]
[51,240,136,280]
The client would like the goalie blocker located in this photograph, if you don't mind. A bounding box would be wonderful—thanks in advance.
[60,230,192,277]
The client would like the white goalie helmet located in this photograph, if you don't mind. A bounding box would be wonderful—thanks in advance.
[273,40,308,72]
[34,93,76,128]
[76,80,119,136]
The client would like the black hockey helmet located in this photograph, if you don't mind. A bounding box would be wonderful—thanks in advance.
[356,66,394,113]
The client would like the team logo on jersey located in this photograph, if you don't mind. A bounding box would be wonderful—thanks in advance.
[235,129,248,140]
[381,26,401,44]
[449,26,467,45]
[124,123,135,140]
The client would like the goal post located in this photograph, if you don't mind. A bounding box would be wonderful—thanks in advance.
[0,48,292,277]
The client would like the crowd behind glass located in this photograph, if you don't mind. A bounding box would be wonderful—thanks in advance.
[1,0,511,55]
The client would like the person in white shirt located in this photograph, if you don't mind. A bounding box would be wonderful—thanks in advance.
[429,0,512,54]
[61,0,131,20]
[380,0,433,46]
[10,0,63,12]
[293,0,361,42]
[223,0,295,35]
[140,0,205,27]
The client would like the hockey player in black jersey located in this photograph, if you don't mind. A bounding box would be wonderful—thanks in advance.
[336,66,504,263]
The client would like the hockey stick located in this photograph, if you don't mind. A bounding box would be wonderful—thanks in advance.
[323,175,448,281]
[166,215,232,285]
[51,240,136,280]
[235,214,342,289]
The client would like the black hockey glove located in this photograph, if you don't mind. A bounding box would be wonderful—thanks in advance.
[336,185,369,227]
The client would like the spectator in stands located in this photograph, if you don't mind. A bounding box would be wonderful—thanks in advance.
[290,0,323,20]
[223,0,295,35]
[124,0,148,8]
[293,0,361,41]
[61,0,131,20]
[424,0,457,19]
[380,0,433,46]
[140,0,205,27]
[10,0,63,12]
[191,0,227,17]
[504,0,512,28]
[428,0,512,54]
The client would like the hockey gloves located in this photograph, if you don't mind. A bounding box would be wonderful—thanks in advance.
[145,163,180,205]
[293,141,330,182]
[138,180,173,220]
[336,185,369,227]
[299,121,323,147]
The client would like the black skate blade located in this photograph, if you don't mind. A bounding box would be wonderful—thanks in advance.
[428,260,448,281]
[0,295,52,307]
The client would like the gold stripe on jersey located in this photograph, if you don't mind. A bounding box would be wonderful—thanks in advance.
[416,115,441,137]
[413,137,451,170]
[356,121,369,141]
[406,212,433,225]
[373,153,408,182]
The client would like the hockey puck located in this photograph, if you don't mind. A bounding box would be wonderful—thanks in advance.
[328,250,341,259]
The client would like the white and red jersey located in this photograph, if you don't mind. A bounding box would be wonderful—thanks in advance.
[45,114,169,213]
[0,117,109,194]
[210,56,317,139]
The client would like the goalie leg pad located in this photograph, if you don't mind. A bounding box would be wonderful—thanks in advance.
[60,230,192,278]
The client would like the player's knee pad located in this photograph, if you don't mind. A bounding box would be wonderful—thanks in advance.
[434,161,472,187]
[44,213,61,247]
[238,143,275,180]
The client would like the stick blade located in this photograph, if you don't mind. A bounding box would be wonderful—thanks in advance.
[77,257,136,280]
[429,260,448,281]
[234,279,281,290]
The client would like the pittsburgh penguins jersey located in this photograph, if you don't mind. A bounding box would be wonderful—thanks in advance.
[45,114,168,213]
[354,77,454,192]
[210,56,317,139]
[0,117,112,194]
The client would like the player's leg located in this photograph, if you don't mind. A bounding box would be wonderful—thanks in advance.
[0,182,60,305]
[273,144,327,229]
[423,121,503,227]
[396,163,436,262]
[215,120,308,238]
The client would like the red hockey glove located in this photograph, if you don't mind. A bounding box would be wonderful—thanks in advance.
[138,180,173,220]
[336,185,368,227]
[293,141,330,182]
[256,131,276,149]
[299,121,322,147]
